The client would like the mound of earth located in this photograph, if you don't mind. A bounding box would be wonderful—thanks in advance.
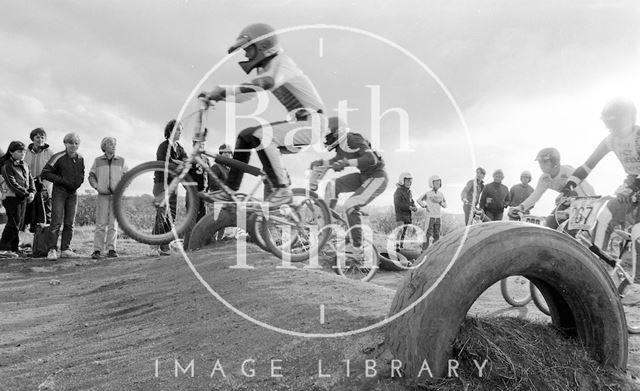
[0,241,638,390]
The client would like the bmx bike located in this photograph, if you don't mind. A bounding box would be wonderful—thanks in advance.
[112,97,331,262]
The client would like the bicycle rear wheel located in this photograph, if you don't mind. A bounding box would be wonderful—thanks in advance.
[260,188,331,263]
[113,161,199,245]
[333,236,379,282]
[500,276,532,307]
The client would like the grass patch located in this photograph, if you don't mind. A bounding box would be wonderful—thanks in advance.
[416,317,631,391]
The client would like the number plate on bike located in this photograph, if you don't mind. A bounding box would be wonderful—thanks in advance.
[523,216,542,225]
[567,197,607,231]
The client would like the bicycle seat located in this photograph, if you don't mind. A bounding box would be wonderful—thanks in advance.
[613,229,632,241]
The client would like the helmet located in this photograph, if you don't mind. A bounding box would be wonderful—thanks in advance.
[323,116,348,151]
[398,172,413,186]
[520,170,532,178]
[535,147,561,165]
[228,23,280,74]
[601,97,637,121]
[428,175,441,188]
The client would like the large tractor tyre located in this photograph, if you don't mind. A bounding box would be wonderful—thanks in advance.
[386,222,628,379]
[185,208,236,251]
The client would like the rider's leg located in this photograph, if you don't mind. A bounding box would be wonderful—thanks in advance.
[594,199,625,250]
[342,172,388,248]
[225,125,262,191]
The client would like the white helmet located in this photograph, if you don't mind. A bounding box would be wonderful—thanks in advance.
[323,116,348,151]
[398,172,413,185]
[428,175,441,188]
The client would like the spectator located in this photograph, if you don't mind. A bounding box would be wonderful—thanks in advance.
[21,128,54,239]
[417,175,447,251]
[183,137,210,247]
[461,167,486,225]
[208,144,232,241]
[88,137,128,259]
[0,141,35,258]
[394,172,417,251]
[479,169,510,221]
[508,170,534,219]
[152,119,187,256]
[41,132,85,260]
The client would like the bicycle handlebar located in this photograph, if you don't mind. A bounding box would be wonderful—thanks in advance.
[214,155,264,177]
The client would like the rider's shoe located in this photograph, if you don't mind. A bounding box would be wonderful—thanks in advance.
[267,187,293,207]
[209,190,233,203]
[344,243,364,258]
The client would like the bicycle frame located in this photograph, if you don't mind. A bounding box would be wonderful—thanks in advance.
[558,196,639,293]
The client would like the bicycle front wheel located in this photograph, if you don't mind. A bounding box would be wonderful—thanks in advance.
[500,276,532,307]
[260,188,331,263]
[113,161,199,245]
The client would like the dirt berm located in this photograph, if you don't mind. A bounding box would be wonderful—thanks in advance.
[0,242,415,391]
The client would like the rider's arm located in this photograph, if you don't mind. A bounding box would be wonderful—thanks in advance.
[519,176,547,211]
[441,195,447,208]
[566,137,611,188]
[328,133,378,169]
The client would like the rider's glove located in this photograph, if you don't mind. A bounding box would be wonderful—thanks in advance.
[616,186,635,204]
[199,86,226,102]
[508,205,524,219]
[561,180,578,197]
[331,158,349,172]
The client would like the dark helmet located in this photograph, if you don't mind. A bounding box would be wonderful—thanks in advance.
[323,116,348,151]
[228,23,280,74]
[535,147,561,165]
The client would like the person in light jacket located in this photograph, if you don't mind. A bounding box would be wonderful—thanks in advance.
[88,137,128,259]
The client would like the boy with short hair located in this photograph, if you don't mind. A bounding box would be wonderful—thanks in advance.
[41,132,85,260]
[88,137,127,259]
[417,175,447,250]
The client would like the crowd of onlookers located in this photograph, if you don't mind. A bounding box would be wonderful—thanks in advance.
[392,165,539,250]
[0,121,233,260]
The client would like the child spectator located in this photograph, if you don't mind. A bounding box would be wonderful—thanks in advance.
[0,141,35,258]
[461,167,486,225]
[152,119,187,256]
[508,170,534,219]
[88,137,127,259]
[480,169,510,221]
[394,172,417,251]
[417,175,447,250]
[41,132,85,260]
[20,128,54,248]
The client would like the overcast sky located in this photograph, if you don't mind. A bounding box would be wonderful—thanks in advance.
[1,0,639,215]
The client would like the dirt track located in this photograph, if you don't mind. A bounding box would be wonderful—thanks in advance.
[1,242,639,390]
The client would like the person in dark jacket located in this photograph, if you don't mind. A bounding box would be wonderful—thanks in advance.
[22,127,54,235]
[152,119,188,255]
[461,167,486,225]
[393,172,417,250]
[479,169,510,221]
[0,141,35,258]
[41,132,85,260]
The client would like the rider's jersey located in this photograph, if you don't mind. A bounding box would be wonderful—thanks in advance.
[569,126,640,185]
[520,164,595,211]
[252,51,325,120]
[328,133,385,176]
